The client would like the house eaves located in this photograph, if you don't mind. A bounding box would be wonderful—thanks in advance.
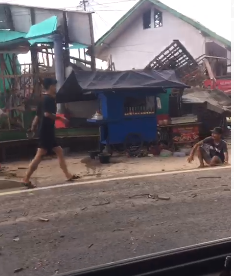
[95,0,231,49]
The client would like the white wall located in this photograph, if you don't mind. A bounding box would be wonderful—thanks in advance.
[98,7,207,70]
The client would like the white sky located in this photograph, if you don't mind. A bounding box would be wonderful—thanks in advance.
[1,0,231,41]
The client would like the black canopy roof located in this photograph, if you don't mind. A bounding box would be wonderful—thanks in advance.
[56,69,189,103]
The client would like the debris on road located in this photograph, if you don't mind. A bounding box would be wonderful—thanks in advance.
[197,176,221,179]
[81,207,87,211]
[129,193,149,199]
[38,218,49,222]
[113,228,125,232]
[14,268,24,273]
[13,237,20,242]
[92,200,110,206]
[191,194,197,198]
[88,243,93,248]
[157,195,171,200]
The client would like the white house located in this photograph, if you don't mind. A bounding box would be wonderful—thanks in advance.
[94,0,231,71]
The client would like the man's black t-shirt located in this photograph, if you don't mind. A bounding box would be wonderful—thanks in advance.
[203,136,228,162]
[37,95,57,137]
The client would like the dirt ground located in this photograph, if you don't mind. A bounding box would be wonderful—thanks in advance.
[0,154,217,187]
[0,144,231,189]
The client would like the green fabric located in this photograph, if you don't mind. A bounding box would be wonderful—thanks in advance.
[0,30,26,43]
[95,0,231,48]
[69,43,87,49]
[29,37,53,45]
[157,89,170,115]
[26,16,57,39]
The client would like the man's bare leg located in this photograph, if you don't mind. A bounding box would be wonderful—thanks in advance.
[23,148,46,184]
[210,156,222,166]
[53,146,73,180]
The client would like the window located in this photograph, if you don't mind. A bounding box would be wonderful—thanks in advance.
[154,9,162,28]
[143,8,163,29]
[143,9,151,29]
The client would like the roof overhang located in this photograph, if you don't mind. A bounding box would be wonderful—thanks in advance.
[0,38,30,54]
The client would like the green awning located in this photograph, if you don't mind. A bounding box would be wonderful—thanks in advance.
[26,16,58,39]
[0,30,26,43]
[29,37,53,45]
[69,43,87,49]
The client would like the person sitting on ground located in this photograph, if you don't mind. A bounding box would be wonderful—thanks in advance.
[187,127,228,168]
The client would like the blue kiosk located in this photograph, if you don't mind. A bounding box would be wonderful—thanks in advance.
[57,69,189,154]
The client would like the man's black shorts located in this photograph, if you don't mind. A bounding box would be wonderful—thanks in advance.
[38,135,58,152]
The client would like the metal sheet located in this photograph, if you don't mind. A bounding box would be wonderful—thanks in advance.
[34,9,63,29]
[10,6,31,32]
[67,12,91,45]
[0,4,92,45]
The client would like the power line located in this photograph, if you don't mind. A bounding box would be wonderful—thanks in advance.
[89,0,138,7]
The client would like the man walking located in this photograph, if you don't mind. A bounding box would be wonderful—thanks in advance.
[187,127,229,168]
[22,78,79,188]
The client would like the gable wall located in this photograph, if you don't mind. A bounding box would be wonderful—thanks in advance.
[98,7,207,70]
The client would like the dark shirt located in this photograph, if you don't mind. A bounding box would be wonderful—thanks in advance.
[203,136,227,162]
[37,95,57,137]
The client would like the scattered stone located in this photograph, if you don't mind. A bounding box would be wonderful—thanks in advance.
[13,237,20,242]
[197,176,221,179]
[161,169,165,172]
[14,268,24,273]
[38,218,49,222]
[92,200,110,206]
[113,228,125,232]
[129,193,149,199]
[157,195,170,200]
[60,235,65,238]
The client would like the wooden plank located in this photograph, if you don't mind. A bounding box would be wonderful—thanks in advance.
[0,72,55,79]
[88,13,96,71]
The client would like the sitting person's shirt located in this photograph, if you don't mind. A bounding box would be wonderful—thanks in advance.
[202,136,227,162]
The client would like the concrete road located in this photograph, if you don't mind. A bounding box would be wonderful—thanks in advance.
[0,167,230,276]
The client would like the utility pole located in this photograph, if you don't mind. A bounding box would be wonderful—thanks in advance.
[80,0,89,11]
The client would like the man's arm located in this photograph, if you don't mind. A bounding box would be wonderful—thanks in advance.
[31,101,41,131]
[44,112,57,120]
[187,137,212,162]
[187,140,203,162]
[31,116,39,131]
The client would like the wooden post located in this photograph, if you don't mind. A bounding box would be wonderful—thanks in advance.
[30,8,40,96]
[88,12,96,71]
[0,54,7,105]
[63,11,70,67]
